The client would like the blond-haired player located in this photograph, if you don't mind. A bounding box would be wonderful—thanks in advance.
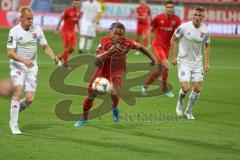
[7,6,59,134]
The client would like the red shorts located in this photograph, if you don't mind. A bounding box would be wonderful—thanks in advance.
[88,71,125,93]
[61,31,76,47]
[137,24,149,35]
[152,45,170,63]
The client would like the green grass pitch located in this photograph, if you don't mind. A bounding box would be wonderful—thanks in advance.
[0,28,240,160]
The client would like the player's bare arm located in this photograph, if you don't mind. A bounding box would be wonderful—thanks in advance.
[95,45,119,64]
[54,17,63,36]
[7,48,33,68]
[204,43,210,72]
[147,27,154,49]
[170,34,179,66]
[42,44,59,64]
[137,43,155,65]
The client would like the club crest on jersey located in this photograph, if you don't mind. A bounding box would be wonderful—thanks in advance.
[181,71,185,76]
[32,33,38,39]
[160,20,164,24]
[200,32,205,38]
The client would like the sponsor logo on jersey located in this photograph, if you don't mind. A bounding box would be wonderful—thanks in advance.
[8,36,13,45]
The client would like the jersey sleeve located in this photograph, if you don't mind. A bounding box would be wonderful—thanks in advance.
[151,15,159,29]
[38,26,48,46]
[130,39,140,50]
[7,29,17,49]
[61,9,68,19]
[174,24,184,39]
[204,32,210,44]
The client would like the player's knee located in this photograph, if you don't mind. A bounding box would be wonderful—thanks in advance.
[25,95,35,105]
[193,87,201,93]
[182,85,190,93]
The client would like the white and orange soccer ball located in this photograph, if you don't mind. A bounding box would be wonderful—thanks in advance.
[92,77,112,93]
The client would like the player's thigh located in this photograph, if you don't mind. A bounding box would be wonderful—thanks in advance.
[192,81,202,92]
[25,66,38,92]
[0,79,13,97]
[25,91,36,103]
[61,32,72,47]
[178,63,191,83]
[10,65,25,86]
[87,24,97,37]
[152,45,168,64]
[70,33,77,48]
[191,65,204,83]
[181,81,190,93]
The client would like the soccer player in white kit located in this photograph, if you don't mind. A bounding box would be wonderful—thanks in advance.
[79,0,101,54]
[170,7,210,120]
[7,6,59,134]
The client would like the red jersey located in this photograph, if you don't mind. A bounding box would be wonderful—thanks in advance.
[95,36,139,77]
[61,7,81,32]
[136,5,151,26]
[151,13,181,49]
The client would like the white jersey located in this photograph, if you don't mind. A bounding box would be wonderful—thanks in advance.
[174,21,210,64]
[81,0,101,23]
[7,24,47,66]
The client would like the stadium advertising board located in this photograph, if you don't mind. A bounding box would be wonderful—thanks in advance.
[0,3,239,37]
[184,7,240,37]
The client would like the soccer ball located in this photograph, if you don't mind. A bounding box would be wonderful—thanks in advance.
[92,77,112,93]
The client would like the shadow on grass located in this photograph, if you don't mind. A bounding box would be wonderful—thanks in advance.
[89,125,240,155]
[23,130,167,155]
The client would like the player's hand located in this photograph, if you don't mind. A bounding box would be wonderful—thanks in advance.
[108,45,120,54]
[24,59,34,68]
[172,57,177,66]
[52,56,60,65]
[54,30,59,36]
[204,63,210,72]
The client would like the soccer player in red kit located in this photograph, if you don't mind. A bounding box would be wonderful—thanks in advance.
[75,22,155,126]
[141,0,181,97]
[135,0,151,47]
[55,0,81,67]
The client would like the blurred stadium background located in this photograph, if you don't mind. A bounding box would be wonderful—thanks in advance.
[0,0,240,37]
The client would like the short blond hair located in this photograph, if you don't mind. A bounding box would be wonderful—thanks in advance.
[19,6,32,18]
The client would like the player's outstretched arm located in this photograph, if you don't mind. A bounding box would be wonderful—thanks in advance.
[170,35,179,66]
[95,45,119,63]
[7,48,33,68]
[204,43,210,72]
[138,44,155,65]
[42,44,59,64]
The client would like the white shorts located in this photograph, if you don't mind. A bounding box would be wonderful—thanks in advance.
[80,21,97,37]
[10,62,38,92]
[178,62,204,82]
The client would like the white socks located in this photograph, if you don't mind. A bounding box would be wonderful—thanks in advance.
[79,37,86,50]
[10,98,20,126]
[86,39,93,53]
[79,37,93,53]
[185,91,200,113]
[178,88,186,104]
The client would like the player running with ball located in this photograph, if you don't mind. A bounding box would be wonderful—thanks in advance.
[75,22,155,126]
